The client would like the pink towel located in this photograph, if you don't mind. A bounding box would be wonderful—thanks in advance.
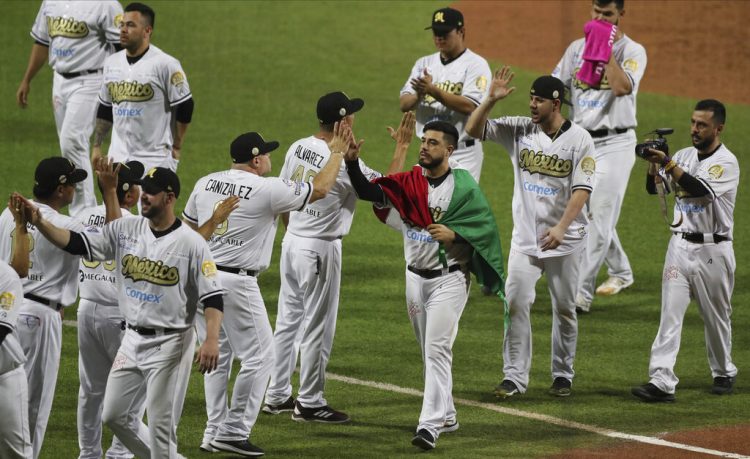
[576,19,617,86]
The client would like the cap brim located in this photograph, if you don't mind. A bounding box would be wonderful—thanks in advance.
[121,161,145,184]
[426,24,456,33]
[263,141,280,154]
[69,169,88,184]
[348,98,364,115]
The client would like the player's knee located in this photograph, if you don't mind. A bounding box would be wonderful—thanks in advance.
[102,403,127,429]
[59,133,86,156]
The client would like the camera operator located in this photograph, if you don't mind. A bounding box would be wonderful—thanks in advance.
[631,99,739,402]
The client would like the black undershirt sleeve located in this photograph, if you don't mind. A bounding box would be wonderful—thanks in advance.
[203,294,224,312]
[63,231,88,255]
[345,159,386,204]
[0,325,10,346]
[677,172,710,197]
[175,98,194,123]
[97,103,113,123]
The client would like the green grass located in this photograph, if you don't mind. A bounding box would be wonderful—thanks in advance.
[1,1,749,457]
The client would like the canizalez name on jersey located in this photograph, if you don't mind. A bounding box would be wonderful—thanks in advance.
[107,81,154,104]
[519,149,573,177]
[79,270,116,284]
[47,16,89,38]
[121,254,179,286]
[204,179,252,200]
[125,286,164,304]
[294,145,325,168]
[523,180,560,196]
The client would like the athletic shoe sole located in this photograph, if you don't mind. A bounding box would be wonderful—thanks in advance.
[411,434,435,450]
[438,420,459,433]
[209,440,265,457]
[199,442,218,453]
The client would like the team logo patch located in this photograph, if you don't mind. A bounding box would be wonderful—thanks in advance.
[107,81,155,104]
[476,75,487,91]
[519,149,573,177]
[114,13,123,28]
[121,254,180,286]
[622,58,639,73]
[434,11,445,23]
[407,300,421,319]
[581,156,596,176]
[663,265,679,282]
[201,261,217,278]
[47,16,89,38]
[430,205,445,223]
[708,165,724,180]
[170,71,185,86]
[0,291,15,311]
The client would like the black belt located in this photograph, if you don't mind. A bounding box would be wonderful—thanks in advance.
[587,127,628,138]
[675,232,729,244]
[59,68,101,79]
[127,324,184,336]
[216,265,258,276]
[24,293,63,311]
[407,264,462,279]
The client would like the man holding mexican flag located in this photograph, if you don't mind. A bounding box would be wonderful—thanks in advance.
[344,120,506,451]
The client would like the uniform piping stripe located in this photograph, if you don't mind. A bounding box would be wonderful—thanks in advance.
[30,31,49,46]
[297,183,312,212]
[169,93,193,107]
[181,211,198,224]
[697,177,717,199]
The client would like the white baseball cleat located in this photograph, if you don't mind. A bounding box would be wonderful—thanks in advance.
[438,419,459,433]
[595,277,633,296]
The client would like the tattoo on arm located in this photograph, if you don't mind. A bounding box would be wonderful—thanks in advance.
[93,118,113,147]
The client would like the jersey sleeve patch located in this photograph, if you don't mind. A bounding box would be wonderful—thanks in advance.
[581,156,596,175]
[0,291,16,311]
[708,164,724,180]
[201,261,217,278]
[170,71,186,86]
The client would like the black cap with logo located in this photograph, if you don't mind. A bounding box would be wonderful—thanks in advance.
[33,157,88,196]
[230,132,280,163]
[425,7,464,34]
[316,91,364,124]
[114,160,145,194]
[141,167,180,198]
[530,76,572,106]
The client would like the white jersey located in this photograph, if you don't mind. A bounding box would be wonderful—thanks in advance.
[663,144,739,239]
[30,0,122,74]
[99,45,192,164]
[0,204,83,306]
[384,170,472,270]
[483,117,596,258]
[183,169,313,271]
[401,49,491,146]
[553,34,647,131]
[281,136,380,240]
[77,204,137,306]
[81,218,222,329]
[0,261,26,375]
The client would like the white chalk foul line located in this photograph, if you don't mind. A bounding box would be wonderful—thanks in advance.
[60,321,747,458]
[326,372,750,459]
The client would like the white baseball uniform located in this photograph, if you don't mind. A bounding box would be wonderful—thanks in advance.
[265,136,379,410]
[99,44,191,174]
[647,144,738,394]
[183,168,313,441]
[553,34,647,305]
[80,217,222,458]
[76,204,145,459]
[401,49,491,181]
[30,0,123,216]
[0,204,83,459]
[0,261,32,459]
[483,116,596,391]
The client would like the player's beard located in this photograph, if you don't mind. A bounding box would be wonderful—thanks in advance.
[692,133,714,151]
[418,154,446,170]
[141,194,166,219]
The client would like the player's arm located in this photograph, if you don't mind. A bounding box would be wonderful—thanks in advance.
[16,43,48,108]
[308,122,352,203]
[541,189,590,251]
[604,54,632,96]
[186,196,240,240]
[92,104,114,164]
[642,148,709,197]
[196,296,223,374]
[466,66,516,139]
[385,111,416,174]
[8,195,30,278]
[280,212,289,229]
[14,193,73,249]
[94,158,123,222]
[172,98,194,161]
[399,93,420,112]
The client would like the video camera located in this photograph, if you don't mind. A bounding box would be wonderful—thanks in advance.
[635,128,674,159]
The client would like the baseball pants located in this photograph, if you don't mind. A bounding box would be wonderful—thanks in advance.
[267,234,341,409]
[212,271,274,441]
[648,237,737,394]
[52,71,99,216]
[406,268,468,439]
[450,142,484,183]
[576,131,636,304]
[503,247,582,392]
[193,309,234,446]
[16,298,62,459]
[77,299,144,459]
[102,328,194,459]
[0,365,31,458]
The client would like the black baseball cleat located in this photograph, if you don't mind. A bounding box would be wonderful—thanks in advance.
[494,379,520,399]
[262,396,295,415]
[291,401,350,423]
[411,428,436,450]
[712,376,735,395]
[549,377,572,397]
[209,438,264,457]
[631,383,675,403]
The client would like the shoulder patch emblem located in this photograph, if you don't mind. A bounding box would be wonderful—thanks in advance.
[114,13,123,28]
[170,71,185,86]
[0,291,16,311]
[622,58,638,73]
[708,164,724,180]
[201,261,217,278]
[581,156,596,176]
[476,75,487,91]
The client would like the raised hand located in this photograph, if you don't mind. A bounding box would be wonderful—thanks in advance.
[489,65,516,102]
[410,68,434,96]
[12,192,41,226]
[387,111,416,145]
[94,157,121,192]
[328,121,354,159]
[211,196,240,226]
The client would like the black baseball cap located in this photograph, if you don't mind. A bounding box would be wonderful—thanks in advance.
[115,160,144,193]
[141,167,180,197]
[33,157,87,195]
[316,91,364,124]
[230,132,280,163]
[425,7,464,34]
[530,76,572,106]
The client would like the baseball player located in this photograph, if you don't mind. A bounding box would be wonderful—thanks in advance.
[632,99,738,402]
[93,2,194,176]
[344,120,506,451]
[466,68,596,398]
[75,160,145,459]
[16,0,123,216]
[552,0,647,312]
[400,7,491,182]
[263,92,382,425]
[182,125,352,456]
[15,166,224,458]
[0,157,87,459]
